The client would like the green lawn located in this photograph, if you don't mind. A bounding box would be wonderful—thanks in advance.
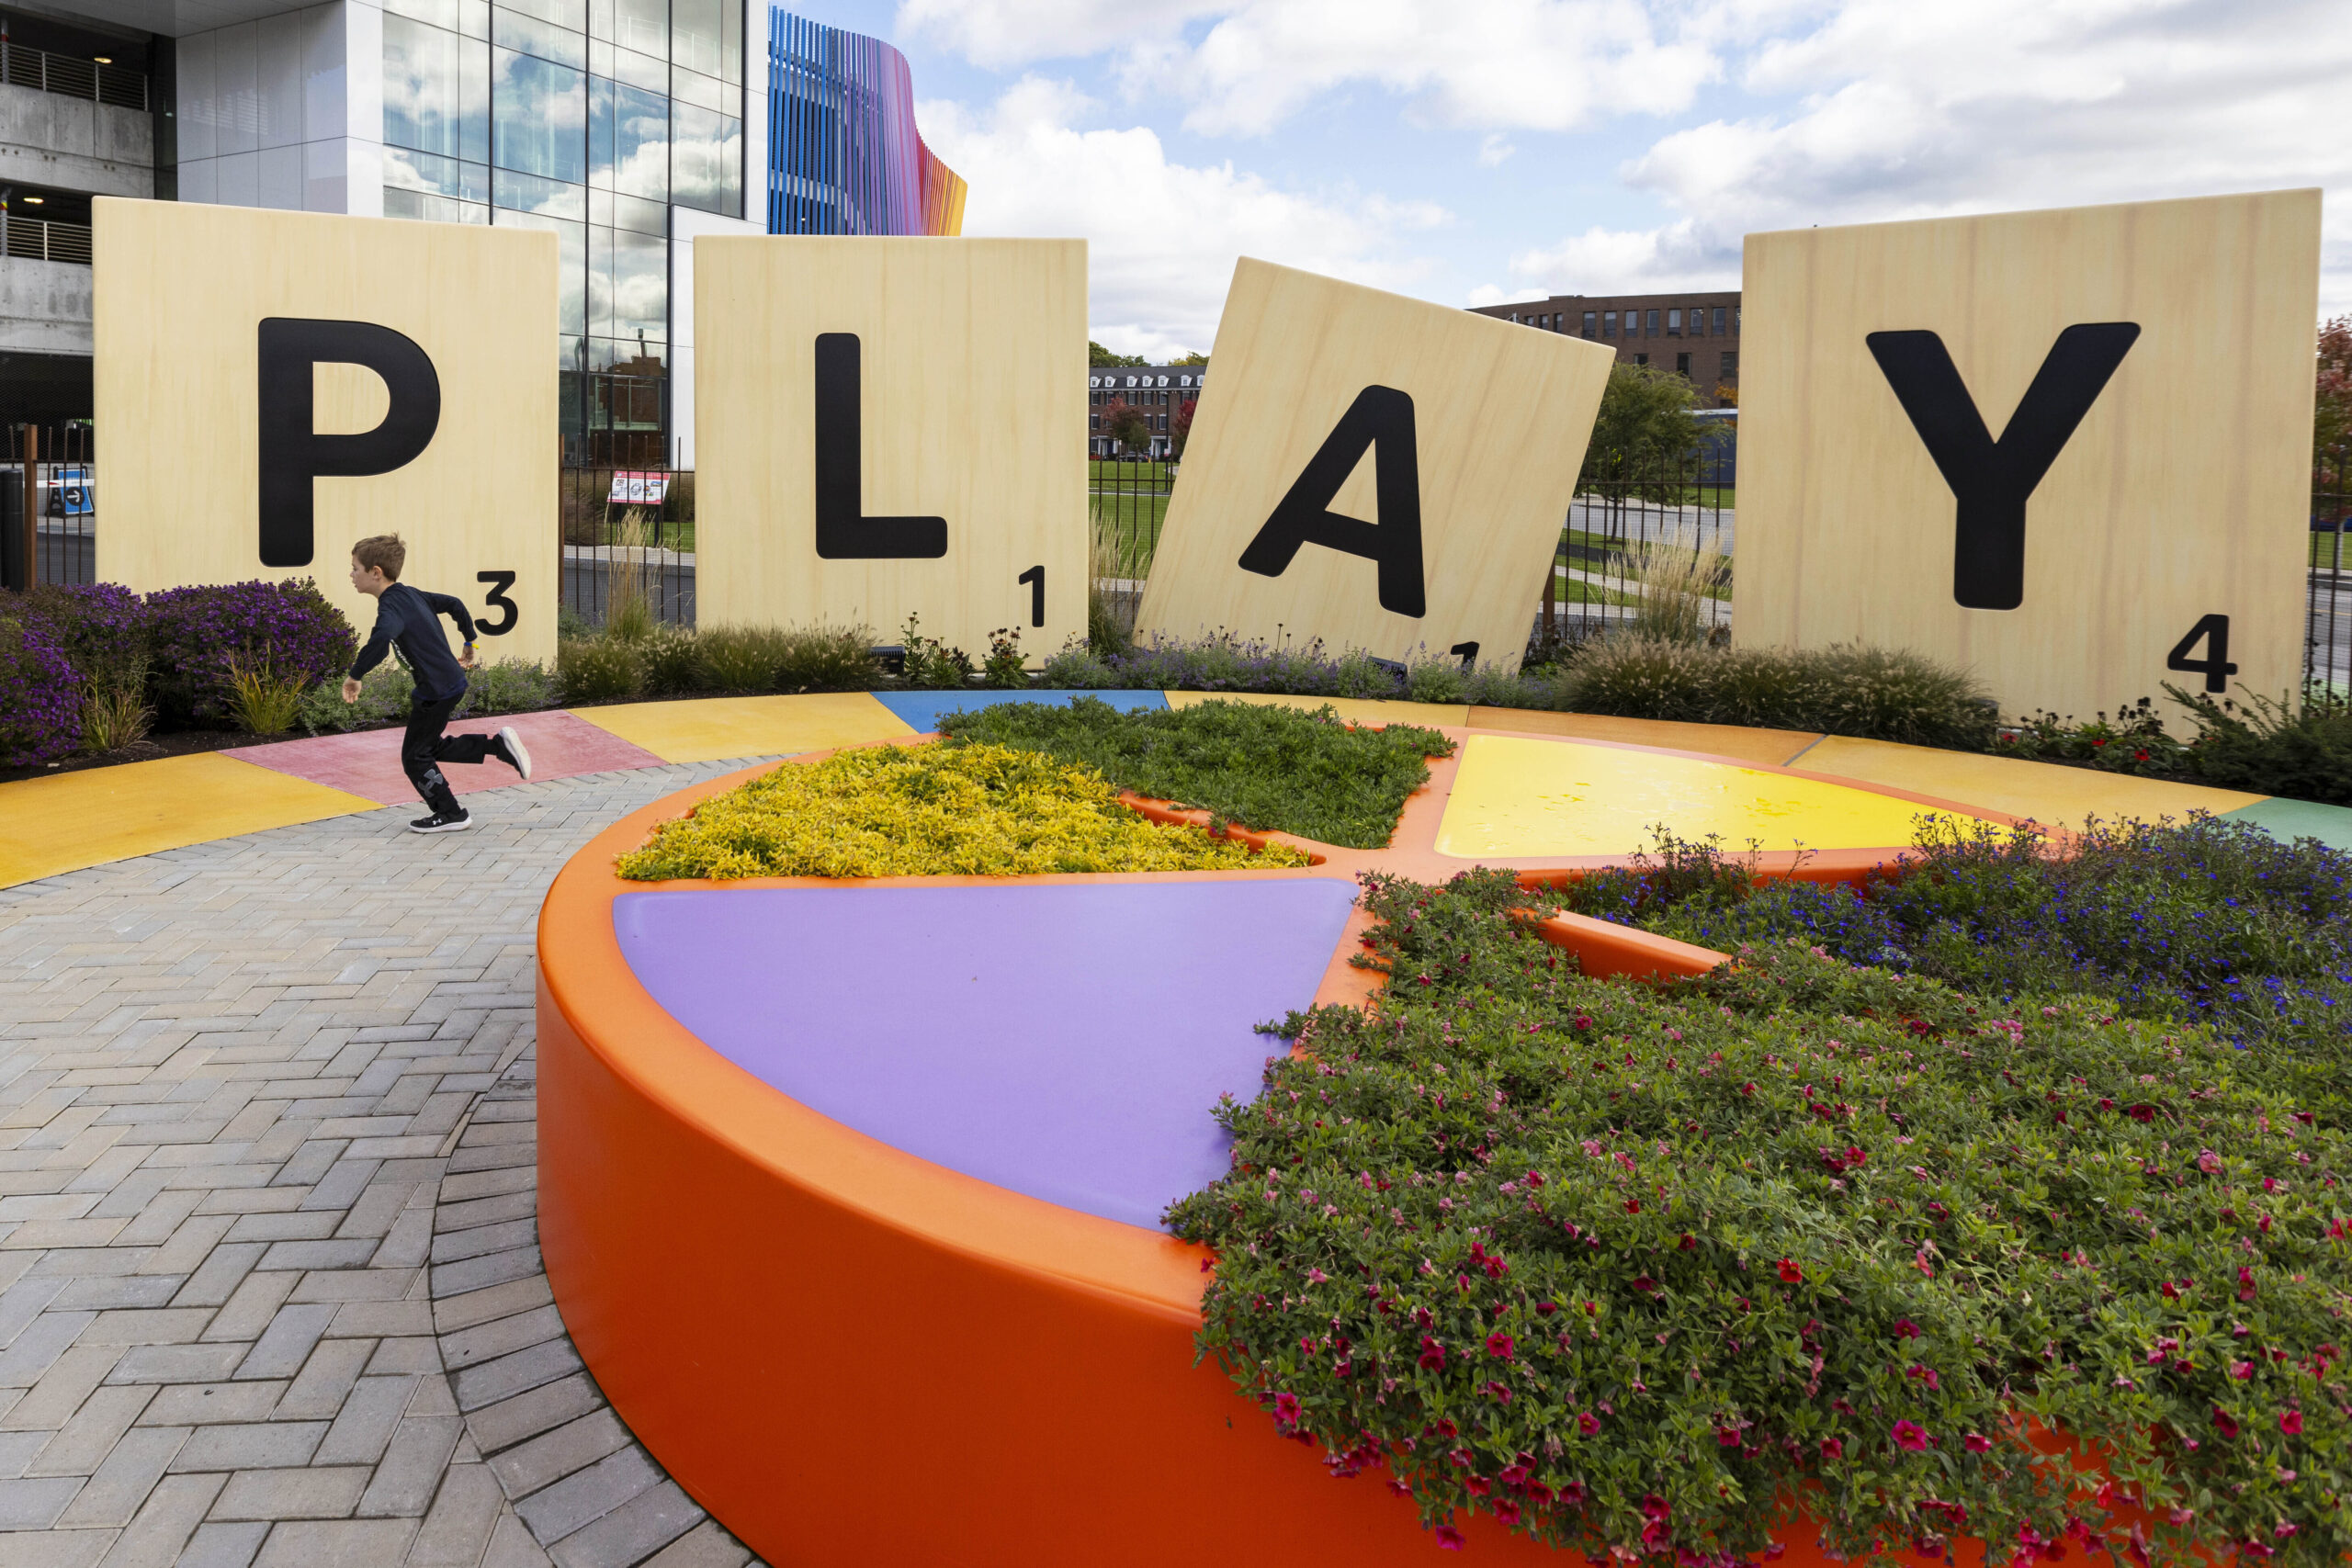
[2313,527,2349,569]
[1090,458,1179,488]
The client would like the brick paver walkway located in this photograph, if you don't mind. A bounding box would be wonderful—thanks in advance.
[0,765,774,1568]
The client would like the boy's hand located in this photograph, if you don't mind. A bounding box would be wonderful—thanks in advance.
[458,643,479,671]
[341,678,362,705]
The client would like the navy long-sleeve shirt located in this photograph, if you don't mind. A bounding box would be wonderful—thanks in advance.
[349,583,478,704]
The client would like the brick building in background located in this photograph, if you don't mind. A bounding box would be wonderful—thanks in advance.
[1467,292,1741,408]
[1089,364,1205,457]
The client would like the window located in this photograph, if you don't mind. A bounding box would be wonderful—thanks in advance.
[1582,310,1597,338]
[1625,311,1640,338]
[1676,352,1690,376]
[1603,310,1616,337]
[669,100,740,217]
[492,48,586,186]
[1668,309,1681,336]
[1688,306,1703,338]
[590,76,667,200]
[1634,353,1648,367]
[1713,305,1726,335]
[1645,310,1659,334]
[384,14,490,164]
[1720,352,1738,379]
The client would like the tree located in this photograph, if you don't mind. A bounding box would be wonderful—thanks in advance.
[1171,351,1208,366]
[1090,341,1148,367]
[1170,396,1196,457]
[1103,397,1150,454]
[2318,314,2351,490]
[1578,363,1702,497]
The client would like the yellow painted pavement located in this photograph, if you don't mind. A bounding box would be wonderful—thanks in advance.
[1163,691,1470,728]
[1436,734,1982,860]
[1466,707,1823,767]
[1796,736,2267,831]
[0,753,379,889]
[571,692,916,765]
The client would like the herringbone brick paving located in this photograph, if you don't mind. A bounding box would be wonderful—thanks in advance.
[0,763,776,1568]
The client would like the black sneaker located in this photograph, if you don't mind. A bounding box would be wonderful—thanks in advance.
[497,726,533,781]
[409,809,472,834]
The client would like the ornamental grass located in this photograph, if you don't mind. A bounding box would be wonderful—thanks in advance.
[614,741,1311,881]
[1167,868,2352,1566]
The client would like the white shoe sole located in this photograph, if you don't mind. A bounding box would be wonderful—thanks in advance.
[409,817,473,834]
[500,726,534,781]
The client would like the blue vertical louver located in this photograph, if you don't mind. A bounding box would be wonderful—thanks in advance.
[766,8,966,237]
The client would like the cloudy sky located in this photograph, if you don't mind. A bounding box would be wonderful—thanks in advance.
[809,0,2349,360]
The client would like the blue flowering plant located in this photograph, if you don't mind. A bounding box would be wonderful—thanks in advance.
[0,607,84,766]
[1169,869,2352,1566]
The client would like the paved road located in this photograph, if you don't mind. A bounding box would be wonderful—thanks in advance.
[0,764,775,1568]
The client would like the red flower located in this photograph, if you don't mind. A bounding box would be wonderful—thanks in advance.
[1894,1319,1923,1339]
[1821,1438,1844,1460]
[1535,1301,1558,1316]
[2282,1410,2304,1436]
[2239,1267,2258,1302]
[1487,1331,1516,1360]
[1679,1234,1696,1251]
[1894,1421,1929,1451]
[1485,1380,1514,1405]
[1577,1411,1601,1436]
[1778,1259,1804,1284]
[1643,1495,1672,1522]
[1436,1525,1465,1550]
[1718,1426,1741,1447]
[2213,1408,2241,1439]
[1272,1392,1301,1427]
[1418,1337,1447,1370]
[1625,1200,1641,1214]
[1632,1276,1659,1294]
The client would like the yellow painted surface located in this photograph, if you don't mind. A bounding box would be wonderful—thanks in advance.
[92,199,561,668]
[695,237,1088,662]
[1468,707,1823,767]
[1164,691,1467,728]
[1737,190,2321,732]
[1798,736,2266,830]
[1437,735,1978,860]
[1136,258,1613,672]
[0,754,379,889]
[574,693,916,765]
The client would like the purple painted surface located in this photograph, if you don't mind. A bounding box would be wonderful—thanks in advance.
[613,879,1358,1230]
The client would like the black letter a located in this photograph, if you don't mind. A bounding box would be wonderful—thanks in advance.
[257,319,441,569]
[1236,385,1424,617]
[1867,322,2139,611]
[813,333,946,558]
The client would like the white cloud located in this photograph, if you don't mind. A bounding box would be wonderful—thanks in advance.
[1504,0,2352,310]
[921,80,1451,357]
[1476,133,1515,167]
[901,0,1716,138]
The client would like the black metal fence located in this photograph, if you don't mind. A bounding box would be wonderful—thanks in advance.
[560,464,696,627]
[2313,473,2348,698]
[5,423,96,592]
[1532,448,1735,657]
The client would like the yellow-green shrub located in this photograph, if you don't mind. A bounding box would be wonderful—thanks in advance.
[616,741,1314,880]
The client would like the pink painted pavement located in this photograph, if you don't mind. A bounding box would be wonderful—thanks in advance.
[224,709,665,806]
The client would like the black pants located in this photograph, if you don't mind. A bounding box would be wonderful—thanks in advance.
[402,694,498,816]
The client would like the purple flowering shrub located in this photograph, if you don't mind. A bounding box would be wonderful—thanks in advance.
[144,580,356,726]
[15,582,149,691]
[1169,869,2352,1566]
[0,609,85,765]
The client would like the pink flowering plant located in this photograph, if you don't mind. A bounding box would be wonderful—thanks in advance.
[1165,869,2352,1565]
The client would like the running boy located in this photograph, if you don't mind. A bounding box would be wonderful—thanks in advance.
[343,534,532,833]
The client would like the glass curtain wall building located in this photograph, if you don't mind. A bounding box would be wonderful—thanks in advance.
[768,11,962,238]
[379,0,746,459]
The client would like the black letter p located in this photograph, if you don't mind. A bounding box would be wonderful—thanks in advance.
[257,319,441,569]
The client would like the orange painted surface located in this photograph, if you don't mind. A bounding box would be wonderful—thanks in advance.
[537,736,2052,1565]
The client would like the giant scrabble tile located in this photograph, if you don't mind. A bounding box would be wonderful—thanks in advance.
[693,237,1088,661]
[1136,259,1614,672]
[93,199,560,668]
[1736,190,2322,728]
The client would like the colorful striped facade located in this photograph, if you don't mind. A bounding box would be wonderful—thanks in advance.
[766,11,967,238]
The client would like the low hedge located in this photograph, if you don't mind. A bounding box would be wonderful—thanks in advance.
[1168,868,2352,1564]
[936,697,1454,849]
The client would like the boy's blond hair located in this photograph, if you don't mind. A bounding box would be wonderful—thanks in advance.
[351,535,406,581]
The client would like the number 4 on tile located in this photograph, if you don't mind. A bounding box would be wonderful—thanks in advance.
[2165,614,2237,694]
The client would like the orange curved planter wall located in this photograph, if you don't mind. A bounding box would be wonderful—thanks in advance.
[537,747,2028,1566]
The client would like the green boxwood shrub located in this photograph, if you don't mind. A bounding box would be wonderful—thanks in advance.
[1169,868,2352,1565]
